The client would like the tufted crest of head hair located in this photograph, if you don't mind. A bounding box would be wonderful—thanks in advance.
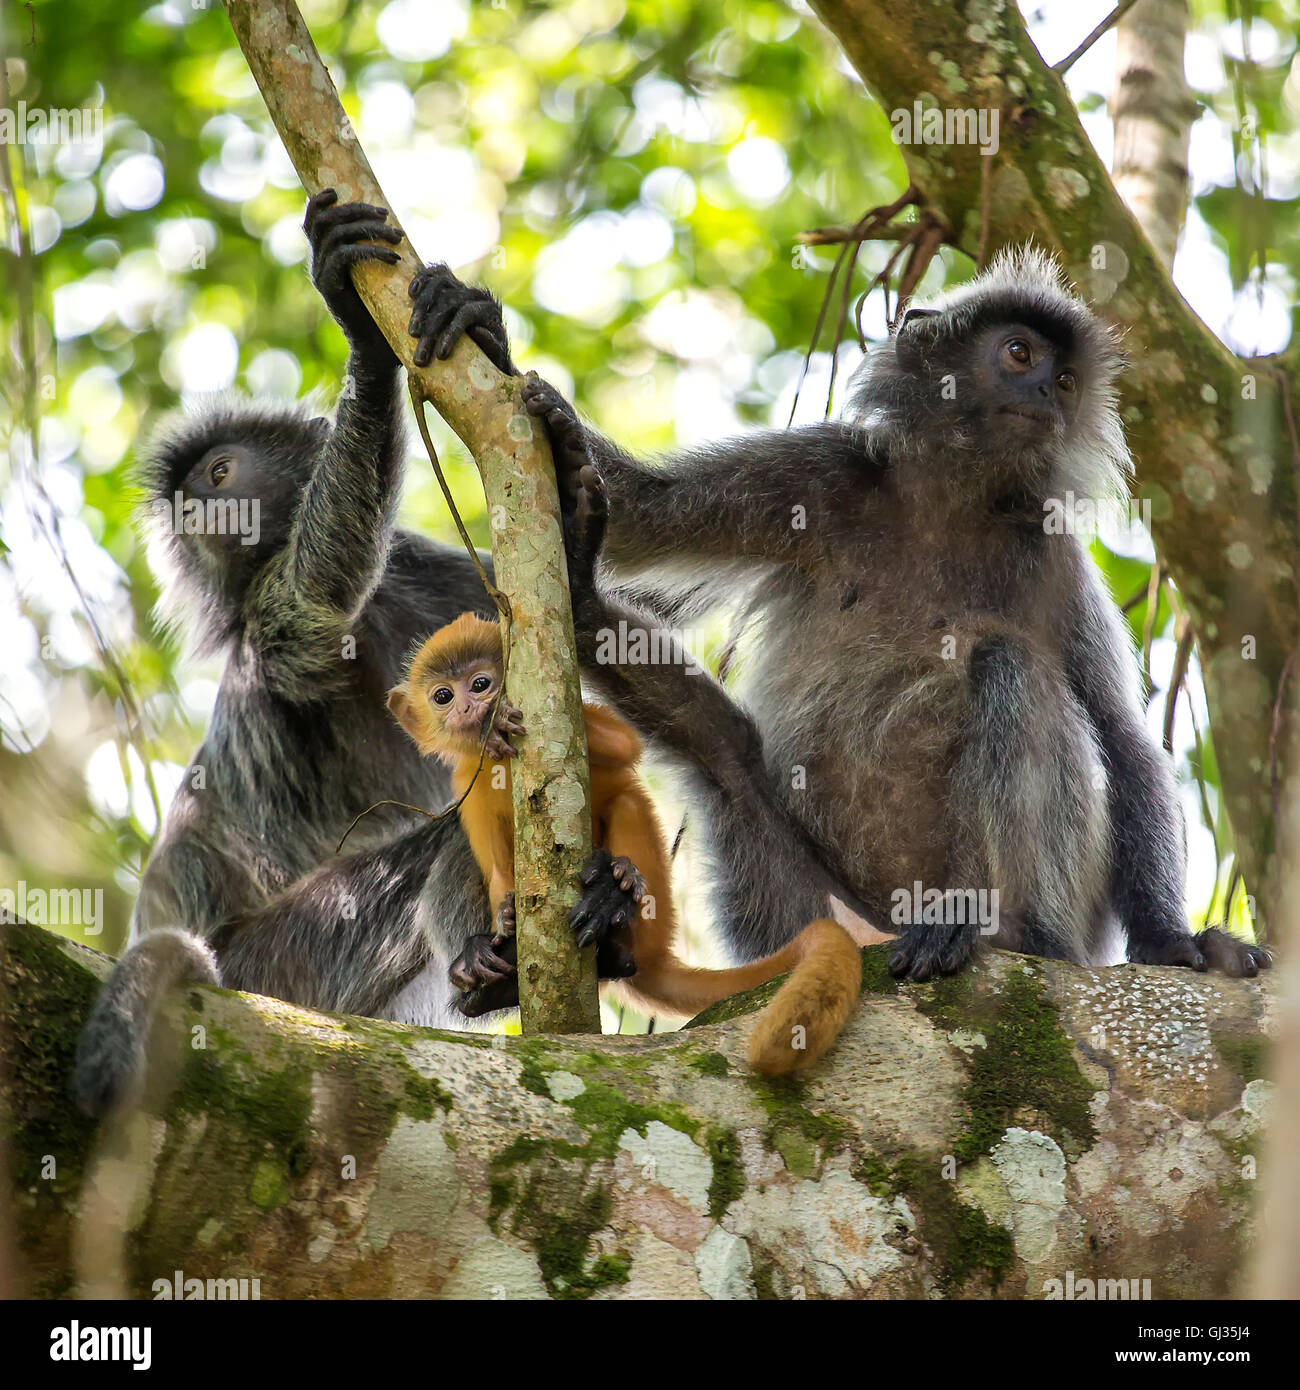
[845,244,1131,504]
[136,393,330,654]
[406,612,502,686]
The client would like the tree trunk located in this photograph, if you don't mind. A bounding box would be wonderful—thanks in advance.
[222,0,599,1032]
[1112,0,1195,268]
[4,921,1274,1299]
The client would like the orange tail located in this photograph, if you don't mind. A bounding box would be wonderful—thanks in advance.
[612,918,862,1076]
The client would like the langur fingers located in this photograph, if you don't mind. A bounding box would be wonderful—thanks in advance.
[483,731,519,761]
[494,892,516,940]
[608,854,646,902]
[305,195,393,238]
[302,187,339,229]
[407,266,507,369]
[494,702,526,739]
[449,934,518,990]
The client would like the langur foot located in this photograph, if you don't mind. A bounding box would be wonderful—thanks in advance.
[1129,928,1271,978]
[888,921,982,982]
[570,848,639,979]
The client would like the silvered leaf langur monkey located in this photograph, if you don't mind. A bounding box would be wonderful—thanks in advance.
[417,247,1269,1006]
[72,194,638,1115]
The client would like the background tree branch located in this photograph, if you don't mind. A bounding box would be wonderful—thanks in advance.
[221,0,599,1032]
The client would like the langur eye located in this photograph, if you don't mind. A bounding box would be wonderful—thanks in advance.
[207,454,236,487]
[432,687,453,705]
[1005,339,1031,365]
[1056,369,1077,394]
[470,675,492,694]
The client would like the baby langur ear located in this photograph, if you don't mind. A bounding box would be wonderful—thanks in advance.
[893,306,942,371]
[386,685,423,742]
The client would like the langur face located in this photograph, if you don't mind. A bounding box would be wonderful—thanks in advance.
[175,441,289,562]
[427,665,500,744]
[974,322,1081,442]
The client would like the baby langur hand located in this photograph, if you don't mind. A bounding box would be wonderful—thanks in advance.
[483,699,525,761]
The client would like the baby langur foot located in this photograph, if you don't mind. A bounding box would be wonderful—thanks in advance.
[570,847,639,979]
[495,890,516,940]
[609,855,646,903]
[451,933,519,1018]
[407,264,515,374]
[888,920,982,982]
[483,699,525,761]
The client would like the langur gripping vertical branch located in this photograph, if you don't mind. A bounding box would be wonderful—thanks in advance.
[222,0,600,1032]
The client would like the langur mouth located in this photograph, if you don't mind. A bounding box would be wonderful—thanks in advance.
[996,405,1055,425]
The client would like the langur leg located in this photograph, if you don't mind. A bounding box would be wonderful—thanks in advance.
[890,635,1109,982]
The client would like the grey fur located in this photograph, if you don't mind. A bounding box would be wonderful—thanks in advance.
[547,247,1267,981]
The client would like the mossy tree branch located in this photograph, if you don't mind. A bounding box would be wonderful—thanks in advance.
[222,0,598,1032]
[2,922,1276,1299]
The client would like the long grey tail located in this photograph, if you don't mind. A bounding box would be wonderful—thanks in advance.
[73,928,219,1117]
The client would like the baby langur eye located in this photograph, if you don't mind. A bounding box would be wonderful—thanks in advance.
[1055,369,1077,394]
[470,674,492,694]
[432,687,453,705]
[1004,339,1032,365]
[207,454,236,487]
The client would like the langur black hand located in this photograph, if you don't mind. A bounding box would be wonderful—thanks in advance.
[407,264,517,374]
[305,189,403,362]
[452,933,520,1017]
[570,847,639,979]
[520,374,607,597]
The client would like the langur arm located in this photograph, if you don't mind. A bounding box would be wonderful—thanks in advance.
[552,415,884,583]
[212,818,459,1017]
[245,197,408,689]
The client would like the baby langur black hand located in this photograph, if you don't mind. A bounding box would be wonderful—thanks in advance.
[304,189,403,358]
[483,699,525,761]
[407,264,516,375]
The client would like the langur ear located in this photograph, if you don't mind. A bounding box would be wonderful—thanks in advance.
[387,686,422,741]
[894,306,941,369]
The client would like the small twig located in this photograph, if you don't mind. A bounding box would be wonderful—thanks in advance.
[1220,859,1242,930]
[1162,611,1194,754]
[1141,561,1165,692]
[976,149,994,272]
[336,384,524,855]
[1053,0,1142,76]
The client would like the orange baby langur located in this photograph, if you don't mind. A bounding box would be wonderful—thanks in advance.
[388,612,861,1073]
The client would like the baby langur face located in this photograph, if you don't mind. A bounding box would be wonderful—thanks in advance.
[976,322,1081,438]
[427,665,500,747]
